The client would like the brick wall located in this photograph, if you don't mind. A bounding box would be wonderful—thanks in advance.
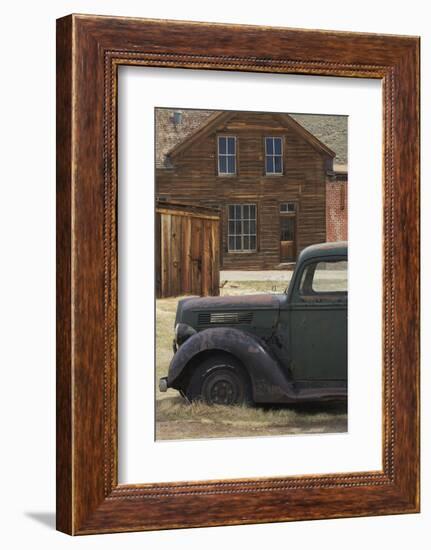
[326,177,348,242]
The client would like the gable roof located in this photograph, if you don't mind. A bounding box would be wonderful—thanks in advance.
[277,114,336,158]
[165,110,335,162]
[155,109,215,168]
[289,114,348,165]
[166,111,234,160]
[155,109,348,167]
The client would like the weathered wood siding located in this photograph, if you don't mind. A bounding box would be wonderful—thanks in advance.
[156,203,220,298]
[156,111,328,269]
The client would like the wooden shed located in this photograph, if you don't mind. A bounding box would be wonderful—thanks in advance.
[156,201,220,298]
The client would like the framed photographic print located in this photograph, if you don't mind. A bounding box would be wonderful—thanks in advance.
[56,14,420,534]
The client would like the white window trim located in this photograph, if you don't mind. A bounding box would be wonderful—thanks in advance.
[217,135,237,176]
[227,203,257,253]
[265,136,284,176]
[280,201,296,214]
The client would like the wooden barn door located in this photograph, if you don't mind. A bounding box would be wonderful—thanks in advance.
[156,204,220,298]
[190,217,203,295]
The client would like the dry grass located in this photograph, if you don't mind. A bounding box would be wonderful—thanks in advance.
[155,279,347,441]
[156,396,347,440]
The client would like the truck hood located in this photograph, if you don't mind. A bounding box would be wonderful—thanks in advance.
[178,294,283,313]
[176,294,284,334]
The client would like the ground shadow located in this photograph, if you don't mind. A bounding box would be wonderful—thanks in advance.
[25,511,56,530]
[259,401,347,415]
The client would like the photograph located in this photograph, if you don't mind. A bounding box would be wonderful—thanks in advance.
[155,107,348,440]
[0,0,423,544]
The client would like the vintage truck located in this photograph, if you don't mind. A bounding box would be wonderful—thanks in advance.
[159,241,347,405]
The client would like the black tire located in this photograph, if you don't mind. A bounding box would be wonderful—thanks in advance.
[185,355,252,406]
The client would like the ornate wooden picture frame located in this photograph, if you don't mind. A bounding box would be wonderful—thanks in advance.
[56,14,420,535]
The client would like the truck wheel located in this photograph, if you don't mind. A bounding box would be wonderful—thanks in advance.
[186,356,251,406]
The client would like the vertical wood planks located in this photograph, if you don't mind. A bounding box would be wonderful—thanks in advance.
[160,214,171,297]
[190,216,203,296]
[181,216,192,294]
[170,214,182,297]
[156,202,220,297]
[155,212,162,297]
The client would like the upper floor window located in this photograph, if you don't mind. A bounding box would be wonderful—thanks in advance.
[218,136,236,175]
[265,137,283,175]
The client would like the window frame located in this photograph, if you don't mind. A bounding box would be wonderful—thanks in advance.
[294,257,348,302]
[280,216,296,243]
[264,136,284,176]
[227,203,257,253]
[280,201,296,214]
[217,135,237,176]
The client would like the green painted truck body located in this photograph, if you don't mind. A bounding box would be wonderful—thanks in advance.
[160,242,348,404]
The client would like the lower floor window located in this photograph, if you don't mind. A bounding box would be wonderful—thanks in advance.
[228,204,257,252]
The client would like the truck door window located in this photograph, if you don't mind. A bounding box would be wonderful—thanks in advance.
[299,260,347,301]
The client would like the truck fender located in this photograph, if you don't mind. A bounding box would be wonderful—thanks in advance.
[167,327,297,403]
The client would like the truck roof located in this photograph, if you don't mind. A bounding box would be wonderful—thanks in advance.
[298,241,347,263]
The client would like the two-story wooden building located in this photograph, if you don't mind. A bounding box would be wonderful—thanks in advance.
[155,109,337,270]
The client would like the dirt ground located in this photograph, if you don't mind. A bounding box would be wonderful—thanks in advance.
[156,277,347,441]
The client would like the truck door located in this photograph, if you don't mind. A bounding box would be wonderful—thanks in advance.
[289,257,347,381]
